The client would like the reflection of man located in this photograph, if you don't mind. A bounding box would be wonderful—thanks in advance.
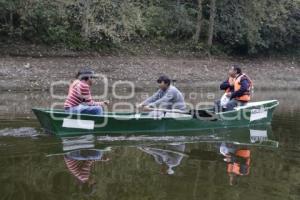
[220,143,251,185]
[64,149,109,189]
[138,144,186,175]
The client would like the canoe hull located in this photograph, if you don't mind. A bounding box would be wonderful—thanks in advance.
[32,100,279,137]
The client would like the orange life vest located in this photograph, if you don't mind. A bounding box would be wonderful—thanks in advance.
[235,149,251,158]
[227,163,241,175]
[227,149,251,175]
[233,74,253,102]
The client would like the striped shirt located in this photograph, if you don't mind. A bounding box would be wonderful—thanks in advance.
[64,156,94,183]
[64,80,100,108]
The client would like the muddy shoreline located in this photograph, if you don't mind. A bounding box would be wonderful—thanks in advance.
[0,54,299,92]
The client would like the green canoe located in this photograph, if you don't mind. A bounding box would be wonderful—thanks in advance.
[32,100,279,137]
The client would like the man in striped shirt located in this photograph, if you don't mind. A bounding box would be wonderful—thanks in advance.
[64,69,109,115]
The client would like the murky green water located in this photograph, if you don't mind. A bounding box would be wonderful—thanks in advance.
[0,90,299,200]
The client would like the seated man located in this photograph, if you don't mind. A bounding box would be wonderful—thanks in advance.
[216,65,253,112]
[64,68,109,115]
[215,71,235,112]
[138,75,186,112]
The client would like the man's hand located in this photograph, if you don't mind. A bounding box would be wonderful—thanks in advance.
[136,103,145,109]
[143,105,152,112]
[99,100,110,106]
[103,100,110,105]
[137,103,153,111]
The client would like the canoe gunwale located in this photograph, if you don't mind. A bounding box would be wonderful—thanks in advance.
[32,99,279,119]
[216,99,279,115]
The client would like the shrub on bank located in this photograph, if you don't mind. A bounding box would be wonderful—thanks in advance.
[0,0,299,55]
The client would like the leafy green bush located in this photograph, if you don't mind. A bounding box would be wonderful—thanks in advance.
[215,0,299,54]
[0,0,298,54]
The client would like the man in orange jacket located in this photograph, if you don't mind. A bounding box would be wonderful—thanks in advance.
[217,65,253,111]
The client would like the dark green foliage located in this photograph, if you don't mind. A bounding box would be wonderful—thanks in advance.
[0,0,299,54]
[215,0,300,54]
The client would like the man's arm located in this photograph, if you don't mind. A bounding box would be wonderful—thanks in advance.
[230,79,249,99]
[142,90,161,106]
[220,79,234,91]
[147,89,174,108]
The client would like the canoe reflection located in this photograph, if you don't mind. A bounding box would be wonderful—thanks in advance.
[138,144,186,175]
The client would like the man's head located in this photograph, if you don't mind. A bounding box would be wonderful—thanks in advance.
[157,75,171,90]
[229,65,242,78]
[76,68,96,86]
[160,163,175,175]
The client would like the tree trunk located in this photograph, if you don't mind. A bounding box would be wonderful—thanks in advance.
[81,0,91,41]
[207,0,216,48]
[8,2,14,38]
[9,10,14,37]
[176,0,180,38]
[193,0,202,43]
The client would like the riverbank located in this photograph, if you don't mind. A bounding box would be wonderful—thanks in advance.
[0,54,299,92]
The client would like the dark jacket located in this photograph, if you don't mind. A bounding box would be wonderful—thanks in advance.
[220,75,251,100]
[220,79,234,92]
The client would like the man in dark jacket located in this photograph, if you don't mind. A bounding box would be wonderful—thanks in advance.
[216,65,252,112]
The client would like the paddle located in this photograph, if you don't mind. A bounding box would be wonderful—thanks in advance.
[145,107,217,121]
[46,147,112,157]
[138,146,189,157]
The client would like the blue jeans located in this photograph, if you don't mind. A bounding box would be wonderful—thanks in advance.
[65,150,103,161]
[65,104,103,115]
[215,99,247,112]
[224,99,247,111]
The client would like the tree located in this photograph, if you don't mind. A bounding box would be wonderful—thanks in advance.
[80,0,92,41]
[193,0,202,43]
[0,0,298,54]
[207,0,216,48]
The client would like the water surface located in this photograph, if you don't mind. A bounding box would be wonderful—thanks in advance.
[0,90,299,200]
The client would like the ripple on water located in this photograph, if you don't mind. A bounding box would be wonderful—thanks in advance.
[0,127,39,137]
[96,135,220,142]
